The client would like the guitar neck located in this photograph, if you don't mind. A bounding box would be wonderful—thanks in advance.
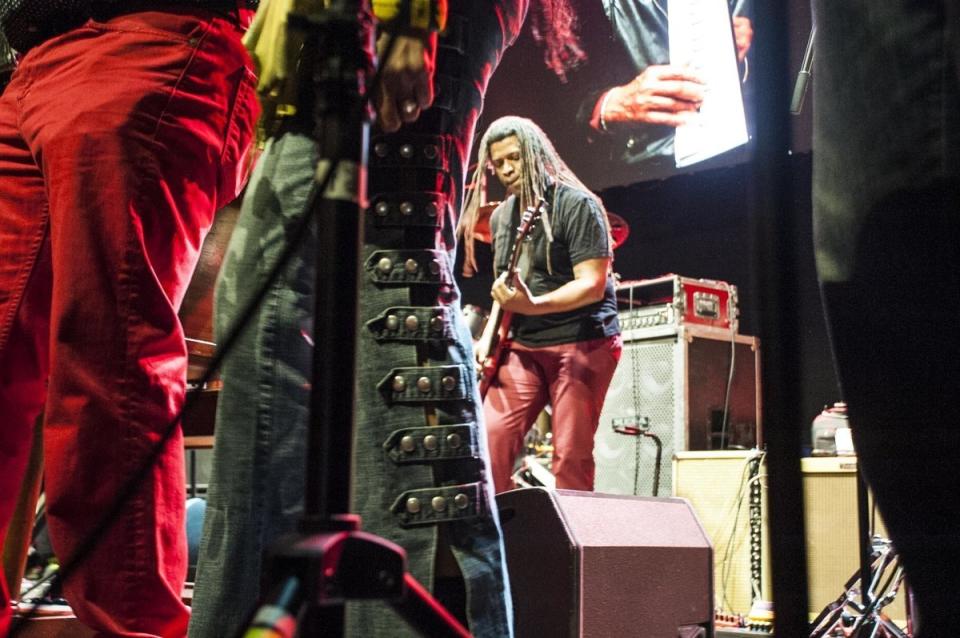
[479,197,543,358]
[478,301,505,353]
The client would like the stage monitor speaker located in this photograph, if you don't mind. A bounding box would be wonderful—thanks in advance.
[496,488,714,638]
[594,326,761,497]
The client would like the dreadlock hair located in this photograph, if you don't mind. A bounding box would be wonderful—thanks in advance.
[459,115,611,277]
[530,0,587,82]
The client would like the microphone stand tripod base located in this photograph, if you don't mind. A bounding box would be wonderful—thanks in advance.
[251,514,471,637]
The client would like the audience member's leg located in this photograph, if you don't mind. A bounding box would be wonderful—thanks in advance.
[20,12,255,635]
[190,129,318,638]
[0,64,54,637]
[821,182,960,637]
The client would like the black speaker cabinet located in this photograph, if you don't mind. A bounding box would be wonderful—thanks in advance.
[594,325,761,496]
[496,488,714,638]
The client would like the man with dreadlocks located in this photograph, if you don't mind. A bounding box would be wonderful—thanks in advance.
[461,116,622,494]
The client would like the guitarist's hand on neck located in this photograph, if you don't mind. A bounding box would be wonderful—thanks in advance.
[492,270,540,315]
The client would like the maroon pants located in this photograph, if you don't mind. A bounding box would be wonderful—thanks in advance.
[484,335,621,494]
[0,10,256,637]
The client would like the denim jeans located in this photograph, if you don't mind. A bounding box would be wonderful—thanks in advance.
[190,2,525,636]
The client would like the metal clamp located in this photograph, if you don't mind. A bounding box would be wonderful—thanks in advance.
[365,306,455,343]
[383,423,479,464]
[365,249,452,287]
[377,365,467,403]
[391,482,484,527]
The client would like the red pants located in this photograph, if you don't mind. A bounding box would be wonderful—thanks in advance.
[0,10,256,637]
[483,335,622,494]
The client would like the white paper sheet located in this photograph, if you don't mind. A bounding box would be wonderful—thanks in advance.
[669,0,749,167]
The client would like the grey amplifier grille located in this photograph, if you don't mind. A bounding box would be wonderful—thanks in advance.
[593,336,684,496]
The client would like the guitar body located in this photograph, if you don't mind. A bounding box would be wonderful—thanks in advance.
[478,306,513,399]
[475,198,545,400]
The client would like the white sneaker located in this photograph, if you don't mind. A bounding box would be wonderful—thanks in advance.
[16,596,74,618]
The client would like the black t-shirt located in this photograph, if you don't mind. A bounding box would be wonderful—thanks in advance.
[491,184,620,346]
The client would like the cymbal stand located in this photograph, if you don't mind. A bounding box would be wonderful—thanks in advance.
[241,3,470,636]
[808,537,908,638]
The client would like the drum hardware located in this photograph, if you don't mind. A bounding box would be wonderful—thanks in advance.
[808,417,913,638]
[511,455,556,491]
[808,536,911,638]
[509,410,554,490]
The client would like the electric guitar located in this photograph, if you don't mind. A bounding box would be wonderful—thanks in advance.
[477,198,545,399]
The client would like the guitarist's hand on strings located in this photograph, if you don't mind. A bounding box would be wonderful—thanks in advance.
[492,270,539,315]
[473,340,488,374]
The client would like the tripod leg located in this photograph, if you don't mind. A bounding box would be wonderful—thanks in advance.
[387,573,470,638]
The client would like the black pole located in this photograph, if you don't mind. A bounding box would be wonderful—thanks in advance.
[246,5,473,637]
[297,0,371,525]
[295,4,372,633]
[749,0,810,633]
[633,434,641,495]
[644,432,663,498]
[855,463,874,609]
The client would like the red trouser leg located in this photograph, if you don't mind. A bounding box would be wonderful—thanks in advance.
[0,88,50,636]
[483,350,550,494]
[545,336,621,491]
[0,10,256,637]
[483,335,621,494]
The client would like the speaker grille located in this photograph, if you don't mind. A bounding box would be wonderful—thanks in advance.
[594,336,684,496]
[594,327,761,496]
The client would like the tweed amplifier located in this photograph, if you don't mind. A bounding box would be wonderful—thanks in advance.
[616,274,739,336]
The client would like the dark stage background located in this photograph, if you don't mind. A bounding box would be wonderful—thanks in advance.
[456,0,835,440]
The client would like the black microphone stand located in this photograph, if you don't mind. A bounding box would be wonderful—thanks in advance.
[612,420,662,497]
[242,3,471,636]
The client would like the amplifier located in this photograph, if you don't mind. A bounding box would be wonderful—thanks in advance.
[593,326,761,497]
[617,274,739,334]
[675,453,908,625]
